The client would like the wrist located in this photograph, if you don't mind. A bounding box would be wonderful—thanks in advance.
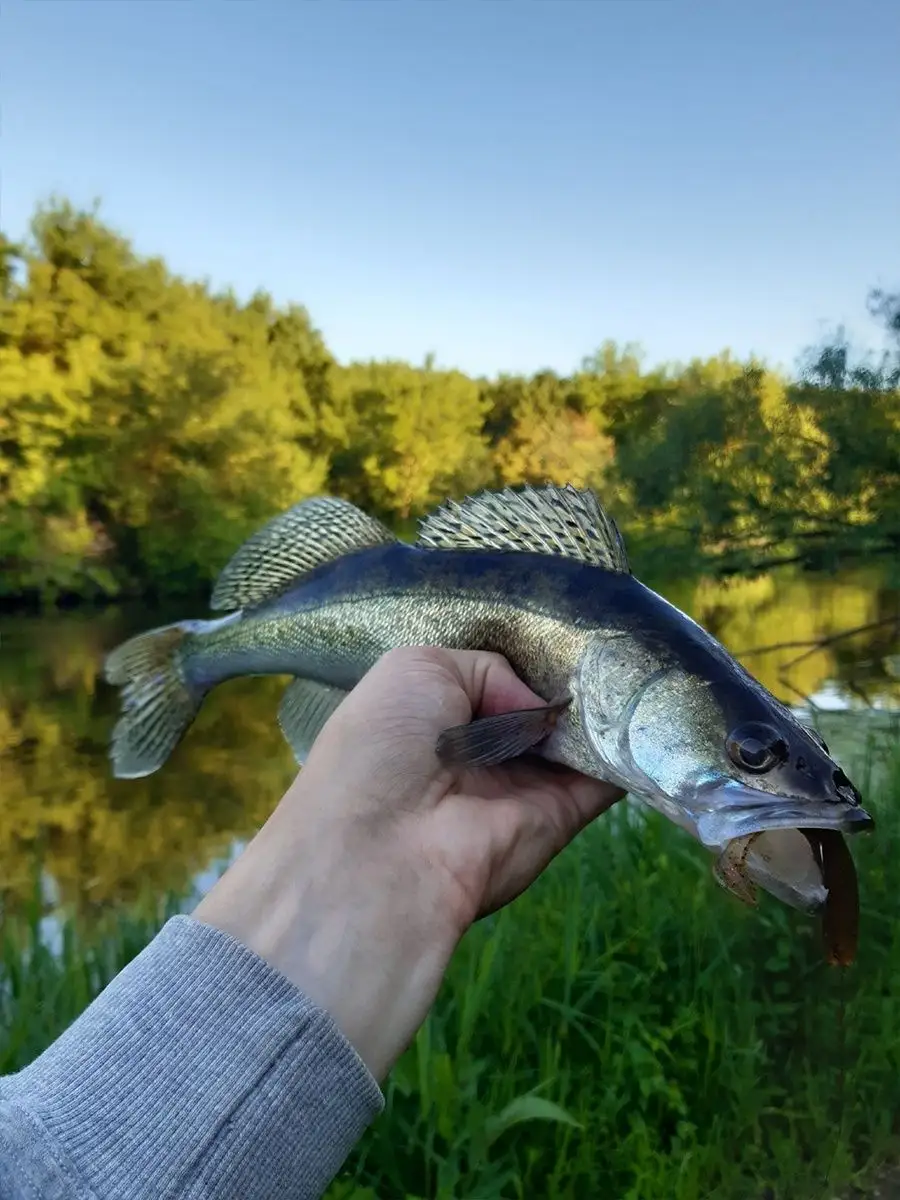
[194,782,461,1081]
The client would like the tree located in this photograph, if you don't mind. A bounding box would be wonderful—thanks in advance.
[1,195,896,601]
[330,358,490,522]
[485,370,613,490]
[0,201,331,601]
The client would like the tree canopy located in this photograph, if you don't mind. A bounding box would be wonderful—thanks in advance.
[1,200,897,605]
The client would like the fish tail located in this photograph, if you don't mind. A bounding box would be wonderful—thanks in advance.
[104,620,211,779]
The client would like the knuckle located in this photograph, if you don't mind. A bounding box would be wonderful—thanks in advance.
[378,645,445,671]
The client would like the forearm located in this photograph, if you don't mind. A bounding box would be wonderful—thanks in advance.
[0,916,383,1200]
[193,780,463,1082]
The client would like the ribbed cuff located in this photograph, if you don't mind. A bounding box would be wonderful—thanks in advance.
[5,915,384,1200]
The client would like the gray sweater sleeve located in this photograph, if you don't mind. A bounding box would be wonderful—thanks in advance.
[0,915,385,1200]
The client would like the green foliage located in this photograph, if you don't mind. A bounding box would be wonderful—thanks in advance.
[1,197,897,605]
[482,369,613,491]
[4,729,899,1199]
[606,344,900,581]
[1,201,329,603]
[330,358,490,519]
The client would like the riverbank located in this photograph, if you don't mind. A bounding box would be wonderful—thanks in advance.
[3,733,899,1199]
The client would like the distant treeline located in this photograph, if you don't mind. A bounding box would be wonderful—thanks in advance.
[1,200,897,605]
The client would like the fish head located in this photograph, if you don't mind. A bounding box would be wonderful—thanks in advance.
[684,687,873,849]
[578,642,873,915]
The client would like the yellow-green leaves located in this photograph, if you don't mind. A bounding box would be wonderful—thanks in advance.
[332,359,490,519]
[1,198,896,603]
[1,202,331,600]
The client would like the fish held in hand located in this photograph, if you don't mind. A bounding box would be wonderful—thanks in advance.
[105,485,872,957]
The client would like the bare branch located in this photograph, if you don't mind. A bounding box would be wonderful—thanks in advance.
[735,617,900,663]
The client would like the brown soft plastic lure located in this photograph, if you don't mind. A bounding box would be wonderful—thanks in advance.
[716,828,860,966]
[713,833,761,907]
[803,829,860,966]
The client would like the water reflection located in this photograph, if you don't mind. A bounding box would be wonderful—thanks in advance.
[0,605,297,923]
[1,568,897,924]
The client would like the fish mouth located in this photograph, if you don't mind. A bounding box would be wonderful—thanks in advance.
[693,782,874,850]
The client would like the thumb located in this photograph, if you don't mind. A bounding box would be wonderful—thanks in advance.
[438,648,550,721]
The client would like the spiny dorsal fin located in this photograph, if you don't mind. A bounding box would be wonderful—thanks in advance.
[417,484,630,574]
[211,496,397,612]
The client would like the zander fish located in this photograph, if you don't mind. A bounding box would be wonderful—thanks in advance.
[105,485,873,960]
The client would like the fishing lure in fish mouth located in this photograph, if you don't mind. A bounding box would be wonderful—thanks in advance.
[712,829,860,966]
[105,483,873,962]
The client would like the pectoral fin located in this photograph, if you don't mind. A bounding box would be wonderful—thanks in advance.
[435,698,571,769]
[278,677,348,764]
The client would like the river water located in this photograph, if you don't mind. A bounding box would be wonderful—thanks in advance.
[1,566,898,925]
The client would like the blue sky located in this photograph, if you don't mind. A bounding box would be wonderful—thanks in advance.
[3,0,897,378]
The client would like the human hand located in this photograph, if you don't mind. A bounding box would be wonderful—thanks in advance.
[194,647,623,1080]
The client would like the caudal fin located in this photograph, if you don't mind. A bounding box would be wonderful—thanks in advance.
[104,622,204,779]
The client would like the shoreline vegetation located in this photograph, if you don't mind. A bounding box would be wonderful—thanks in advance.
[1,200,898,611]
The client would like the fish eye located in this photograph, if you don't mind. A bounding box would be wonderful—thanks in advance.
[726,722,789,774]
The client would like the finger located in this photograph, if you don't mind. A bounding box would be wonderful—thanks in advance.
[499,758,625,824]
[441,648,548,719]
[557,772,626,827]
[428,649,626,823]
[519,776,625,864]
[463,776,626,921]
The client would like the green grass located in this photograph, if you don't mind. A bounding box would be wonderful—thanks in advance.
[3,735,900,1200]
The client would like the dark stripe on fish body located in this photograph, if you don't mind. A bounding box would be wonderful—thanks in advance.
[253,542,748,683]
[256,543,646,627]
[189,542,790,746]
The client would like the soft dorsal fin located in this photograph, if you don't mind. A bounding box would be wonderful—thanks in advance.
[211,496,397,612]
[417,484,631,574]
